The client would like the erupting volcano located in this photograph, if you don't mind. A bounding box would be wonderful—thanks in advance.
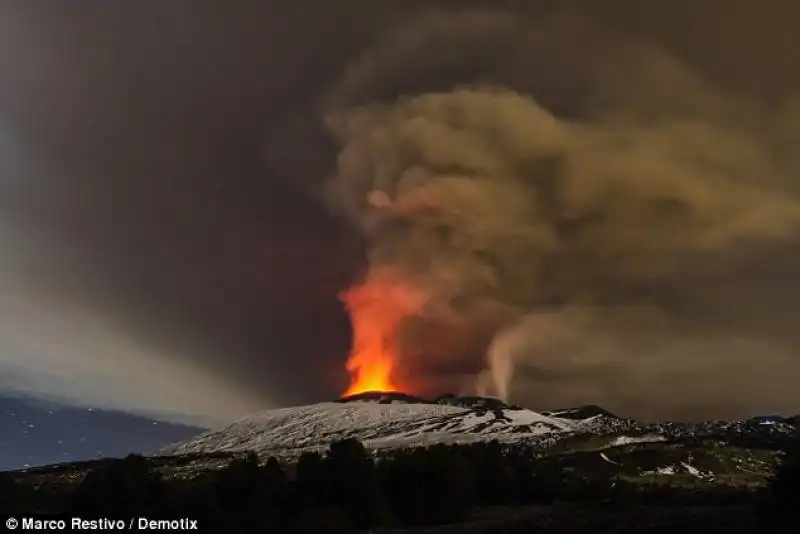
[341,272,426,396]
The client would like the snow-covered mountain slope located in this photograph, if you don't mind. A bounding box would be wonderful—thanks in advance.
[158,392,589,458]
[158,391,799,461]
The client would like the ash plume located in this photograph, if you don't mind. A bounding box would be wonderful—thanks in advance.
[5,1,800,424]
[309,9,800,419]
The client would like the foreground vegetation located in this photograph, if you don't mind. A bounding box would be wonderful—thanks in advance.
[0,438,797,533]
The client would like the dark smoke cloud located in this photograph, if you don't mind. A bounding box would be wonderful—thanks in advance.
[299,8,800,419]
[2,1,800,424]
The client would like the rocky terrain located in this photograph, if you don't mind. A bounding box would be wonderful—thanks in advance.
[4,392,794,499]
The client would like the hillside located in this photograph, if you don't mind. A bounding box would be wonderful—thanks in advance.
[157,393,584,459]
[5,393,796,497]
[158,393,797,462]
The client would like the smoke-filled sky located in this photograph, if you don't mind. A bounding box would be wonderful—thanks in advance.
[1,0,799,425]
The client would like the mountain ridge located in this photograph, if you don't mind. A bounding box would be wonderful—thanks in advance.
[158,392,587,459]
[158,391,798,461]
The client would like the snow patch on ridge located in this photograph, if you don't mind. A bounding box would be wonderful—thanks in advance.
[609,434,667,447]
[641,461,715,480]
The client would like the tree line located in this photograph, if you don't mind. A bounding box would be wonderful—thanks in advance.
[0,437,797,533]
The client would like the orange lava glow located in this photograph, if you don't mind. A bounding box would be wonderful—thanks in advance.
[341,273,425,396]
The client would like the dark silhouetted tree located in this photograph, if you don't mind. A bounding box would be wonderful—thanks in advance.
[465,441,516,505]
[214,453,261,508]
[286,506,357,534]
[379,444,476,526]
[263,456,287,501]
[760,439,800,533]
[69,454,165,515]
[425,445,476,523]
[292,451,326,513]
[180,478,224,532]
[0,473,25,513]
[211,453,284,531]
[505,453,551,504]
[323,438,387,528]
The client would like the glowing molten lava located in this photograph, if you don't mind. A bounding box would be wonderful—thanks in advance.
[341,273,425,396]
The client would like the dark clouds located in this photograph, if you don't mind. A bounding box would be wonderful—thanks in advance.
[0,0,799,423]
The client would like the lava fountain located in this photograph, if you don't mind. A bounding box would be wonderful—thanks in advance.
[341,271,426,396]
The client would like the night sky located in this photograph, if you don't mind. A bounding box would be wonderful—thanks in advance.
[0,394,201,471]
[0,0,799,467]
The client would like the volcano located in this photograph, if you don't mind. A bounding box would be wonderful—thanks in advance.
[157,392,799,463]
[157,392,599,459]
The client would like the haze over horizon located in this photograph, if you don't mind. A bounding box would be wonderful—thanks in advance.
[1,0,799,425]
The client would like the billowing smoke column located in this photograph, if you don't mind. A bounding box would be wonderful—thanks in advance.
[313,10,800,413]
